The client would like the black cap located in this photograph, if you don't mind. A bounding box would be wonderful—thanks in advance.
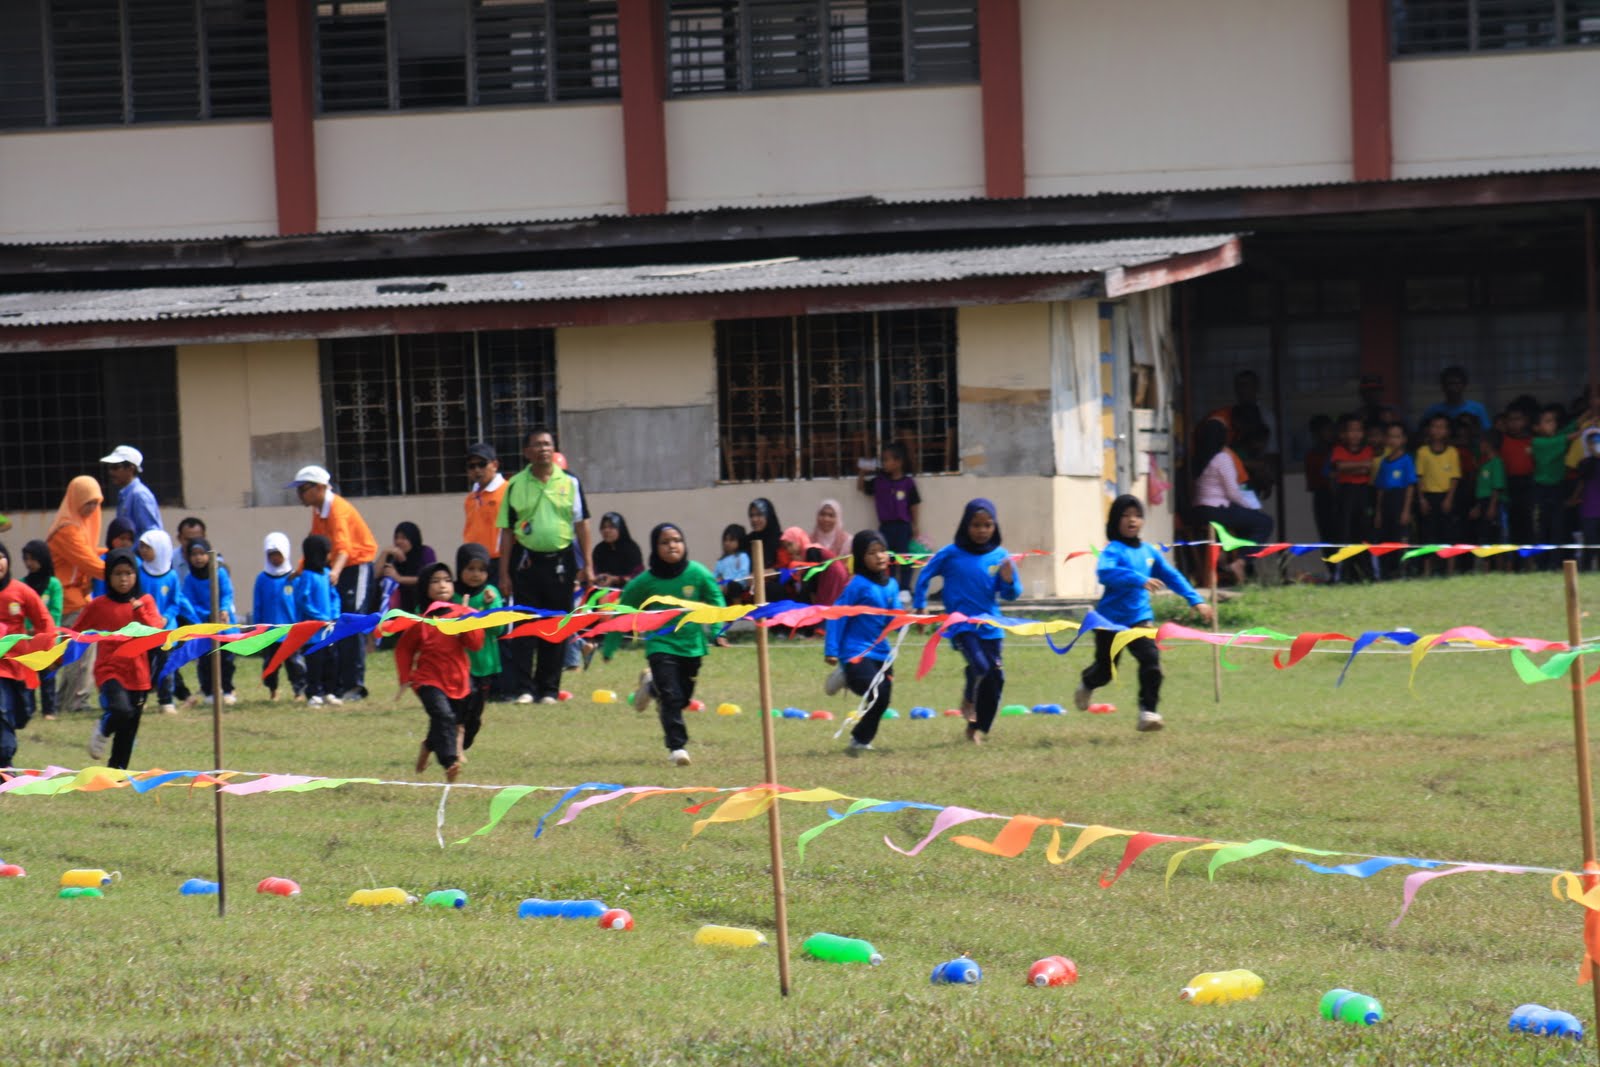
[466,442,497,462]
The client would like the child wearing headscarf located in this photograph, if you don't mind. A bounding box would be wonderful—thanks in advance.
[20,540,62,722]
[179,538,237,705]
[811,499,852,560]
[454,542,504,754]
[608,523,726,767]
[824,530,901,753]
[912,499,1023,744]
[0,541,56,767]
[778,526,849,609]
[396,562,483,781]
[76,549,162,769]
[47,475,104,711]
[91,517,138,598]
[253,532,306,702]
[1078,495,1213,732]
[747,497,784,601]
[137,530,188,714]
[294,534,341,707]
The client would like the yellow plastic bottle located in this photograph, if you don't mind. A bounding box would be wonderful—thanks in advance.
[716,703,742,716]
[346,887,416,907]
[693,924,768,948]
[592,689,618,704]
[1179,969,1264,1005]
[60,869,118,888]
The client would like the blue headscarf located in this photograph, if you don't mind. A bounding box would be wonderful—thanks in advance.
[953,498,1001,554]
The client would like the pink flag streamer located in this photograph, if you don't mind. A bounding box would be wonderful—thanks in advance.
[885,805,1001,856]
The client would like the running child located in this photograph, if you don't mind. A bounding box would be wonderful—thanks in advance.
[79,549,162,769]
[253,532,305,701]
[912,499,1023,745]
[1075,496,1214,732]
[136,530,187,714]
[294,535,341,707]
[824,529,901,753]
[19,540,62,722]
[453,543,504,756]
[395,562,484,781]
[0,541,56,767]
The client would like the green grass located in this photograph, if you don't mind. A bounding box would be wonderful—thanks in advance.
[7,572,1600,1064]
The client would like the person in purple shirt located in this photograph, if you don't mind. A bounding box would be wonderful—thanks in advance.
[101,445,163,538]
[856,442,921,592]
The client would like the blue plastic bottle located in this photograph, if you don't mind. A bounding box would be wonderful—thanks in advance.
[180,878,219,895]
[781,707,808,719]
[517,898,607,919]
[1031,704,1064,715]
[1509,1004,1584,1039]
[930,957,982,984]
[910,707,934,720]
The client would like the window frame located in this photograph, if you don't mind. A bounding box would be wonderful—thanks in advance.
[1390,0,1600,58]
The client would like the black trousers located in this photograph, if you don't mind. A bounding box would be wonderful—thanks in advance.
[462,676,490,750]
[843,657,894,745]
[1505,474,1535,547]
[1418,490,1454,550]
[1332,483,1373,581]
[1534,482,1567,569]
[196,644,235,697]
[951,632,1004,733]
[303,647,336,699]
[101,679,147,770]
[0,677,27,766]
[647,652,700,752]
[508,550,576,701]
[415,685,463,769]
[262,653,307,697]
[335,562,375,695]
[1081,626,1162,713]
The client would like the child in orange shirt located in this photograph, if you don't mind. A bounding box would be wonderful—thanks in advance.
[77,549,163,769]
[395,563,484,781]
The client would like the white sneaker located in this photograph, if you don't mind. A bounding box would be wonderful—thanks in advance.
[325,694,343,706]
[515,693,534,705]
[1136,709,1164,732]
[670,748,691,766]
[848,739,873,753]
[1073,685,1091,712]
[222,692,237,706]
[160,703,177,715]
[87,728,108,761]
[307,695,325,708]
[538,696,557,705]
[633,670,656,712]
[824,665,847,696]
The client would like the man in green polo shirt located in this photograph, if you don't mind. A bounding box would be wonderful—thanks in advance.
[498,427,592,704]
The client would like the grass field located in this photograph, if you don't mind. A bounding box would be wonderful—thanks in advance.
[6,571,1600,1064]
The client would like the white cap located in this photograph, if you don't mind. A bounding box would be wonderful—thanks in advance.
[286,464,332,488]
[100,445,143,470]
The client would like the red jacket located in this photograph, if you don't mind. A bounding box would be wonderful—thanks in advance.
[74,595,163,691]
[395,620,484,700]
[0,580,56,687]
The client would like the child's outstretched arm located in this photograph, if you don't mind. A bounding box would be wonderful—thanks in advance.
[910,548,946,612]
[1149,552,1214,622]
[994,553,1023,601]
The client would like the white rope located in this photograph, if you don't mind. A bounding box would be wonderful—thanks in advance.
[834,626,912,740]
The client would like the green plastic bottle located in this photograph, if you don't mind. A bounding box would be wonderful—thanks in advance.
[59,886,104,899]
[423,889,468,910]
[1319,988,1383,1025]
[802,932,883,965]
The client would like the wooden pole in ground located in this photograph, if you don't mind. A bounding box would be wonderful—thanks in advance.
[750,540,792,996]
[1561,561,1600,1035]
[210,565,227,919]
[1209,563,1222,704]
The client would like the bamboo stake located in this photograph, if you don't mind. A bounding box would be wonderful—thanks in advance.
[1561,561,1600,1038]
[210,563,227,919]
[1209,563,1222,704]
[750,540,791,996]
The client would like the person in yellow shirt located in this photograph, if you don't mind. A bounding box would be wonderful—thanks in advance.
[289,464,378,700]
[1414,414,1462,576]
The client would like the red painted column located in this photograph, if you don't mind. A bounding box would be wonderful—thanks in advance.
[978,0,1025,199]
[619,0,669,214]
[1348,0,1393,182]
[266,0,318,234]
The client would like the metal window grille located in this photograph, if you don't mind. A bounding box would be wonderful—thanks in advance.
[1391,0,1600,54]
[715,308,957,482]
[0,347,183,510]
[0,0,269,130]
[315,0,619,113]
[666,0,974,94]
[320,329,556,498]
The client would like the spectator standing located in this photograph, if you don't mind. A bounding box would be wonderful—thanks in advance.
[1500,406,1536,554]
[289,464,379,700]
[100,445,163,538]
[1532,405,1572,568]
[1415,415,1462,575]
[47,475,104,710]
[1420,365,1491,431]
[856,443,920,593]
[462,443,506,561]
[1372,424,1416,579]
[1328,416,1376,582]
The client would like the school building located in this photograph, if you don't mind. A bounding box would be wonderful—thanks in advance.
[0,1,1597,611]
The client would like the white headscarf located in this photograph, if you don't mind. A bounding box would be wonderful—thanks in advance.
[138,529,173,577]
[263,531,293,577]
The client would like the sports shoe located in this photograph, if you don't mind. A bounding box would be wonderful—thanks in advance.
[87,727,108,761]
[222,692,237,706]
[824,665,847,697]
[1073,685,1091,712]
[515,693,534,705]
[848,739,873,754]
[670,748,691,767]
[160,703,177,716]
[307,695,325,708]
[633,670,656,713]
[1136,709,1164,732]
[325,694,343,707]
[538,696,557,705]
[339,688,366,703]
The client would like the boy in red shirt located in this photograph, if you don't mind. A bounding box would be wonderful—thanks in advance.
[395,563,484,782]
[1499,406,1536,554]
[0,541,57,767]
[77,549,163,769]
[1329,416,1376,582]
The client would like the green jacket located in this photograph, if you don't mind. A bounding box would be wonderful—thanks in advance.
[456,585,505,677]
[605,561,725,660]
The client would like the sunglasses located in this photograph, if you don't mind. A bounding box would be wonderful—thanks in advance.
[467,459,488,469]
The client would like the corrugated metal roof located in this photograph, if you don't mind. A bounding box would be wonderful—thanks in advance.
[0,235,1238,328]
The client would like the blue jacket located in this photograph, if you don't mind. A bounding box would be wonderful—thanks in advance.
[253,571,298,626]
[825,574,902,663]
[140,568,189,628]
[912,543,1023,638]
[293,568,339,623]
[1093,540,1202,627]
[179,567,235,624]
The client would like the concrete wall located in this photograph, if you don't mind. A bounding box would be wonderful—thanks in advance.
[0,122,276,242]
[1020,0,1352,195]
[664,85,985,211]
[956,304,1054,477]
[1392,51,1600,178]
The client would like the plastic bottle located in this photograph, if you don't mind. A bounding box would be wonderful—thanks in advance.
[1028,956,1079,987]
[694,925,768,948]
[802,932,883,965]
[942,709,964,717]
[1509,1004,1585,1039]
[0,863,25,878]
[60,868,118,888]
[516,898,607,919]
[1319,988,1383,1025]
[1179,969,1264,1004]
[883,708,900,719]
[557,690,573,702]
[687,699,706,712]
[346,887,416,907]
[592,689,618,704]
[716,703,742,716]
[59,886,104,899]
[781,708,808,719]
[180,878,219,896]
[423,889,468,910]
[598,908,633,931]
[999,704,1029,717]
[1031,704,1064,715]
[930,957,982,984]
[1087,703,1117,714]
[810,710,835,721]
[257,877,301,897]
[910,707,934,720]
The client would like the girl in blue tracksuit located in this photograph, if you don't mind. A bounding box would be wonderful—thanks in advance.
[294,534,342,706]
[824,529,902,753]
[912,498,1023,744]
[1077,495,1214,732]
[136,529,190,713]
[253,532,306,701]
[178,537,237,703]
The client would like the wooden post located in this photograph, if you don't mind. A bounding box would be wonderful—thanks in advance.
[1209,568,1222,704]
[1561,561,1600,1028]
[750,541,792,996]
[210,565,227,919]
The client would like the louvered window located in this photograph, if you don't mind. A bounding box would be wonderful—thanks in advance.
[316,0,619,114]
[667,0,975,94]
[0,0,269,130]
[1392,0,1600,55]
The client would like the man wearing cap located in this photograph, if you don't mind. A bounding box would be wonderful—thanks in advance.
[462,443,506,560]
[101,445,162,538]
[289,464,379,700]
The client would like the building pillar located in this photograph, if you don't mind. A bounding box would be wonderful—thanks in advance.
[619,0,669,214]
[979,0,1025,199]
[1348,0,1393,182]
[266,0,318,235]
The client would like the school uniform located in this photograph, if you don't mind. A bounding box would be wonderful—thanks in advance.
[75,589,162,770]
[454,579,504,751]
[1082,539,1202,714]
[293,565,340,699]
[824,570,901,746]
[395,618,484,771]
[1414,444,1461,550]
[0,574,55,767]
[610,559,725,754]
[179,554,236,698]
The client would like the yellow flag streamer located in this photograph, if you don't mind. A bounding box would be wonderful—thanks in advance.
[689,786,853,837]
[1165,842,1231,889]
[14,642,69,671]
[1054,825,1138,866]
[1324,544,1370,564]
